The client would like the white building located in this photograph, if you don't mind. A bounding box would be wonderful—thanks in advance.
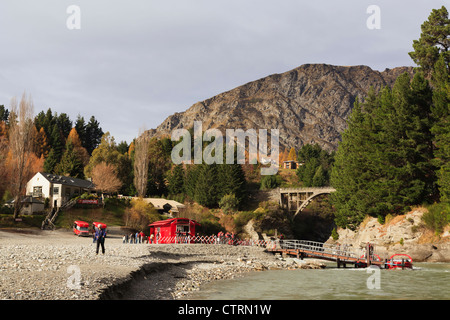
[26,172,96,209]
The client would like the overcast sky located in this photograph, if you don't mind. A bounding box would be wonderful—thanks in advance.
[0,0,446,143]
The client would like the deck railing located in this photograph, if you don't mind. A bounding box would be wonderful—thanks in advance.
[279,239,378,262]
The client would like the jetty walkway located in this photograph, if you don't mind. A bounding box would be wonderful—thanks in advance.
[268,239,382,268]
[150,234,382,268]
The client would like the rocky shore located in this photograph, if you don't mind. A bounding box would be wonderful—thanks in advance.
[327,209,450,262]
[0,229,324,300]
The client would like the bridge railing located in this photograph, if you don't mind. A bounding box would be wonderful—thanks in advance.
[280,239,367,261]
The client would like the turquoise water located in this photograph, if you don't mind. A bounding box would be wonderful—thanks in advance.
[188,263,450,300]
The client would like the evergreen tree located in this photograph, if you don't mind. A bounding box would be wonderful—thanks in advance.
[409,6,450,75]
[297,144,322,163]
[217,163,247,207]
[331,73,435,229]
[167,164,185,195]
[297,144,334,187]
[431,56,450,202]
[312,165,327,187]
[43,148,59,173]
[0,105,9,123]
[330,97,375,229]
[409,6,449,202]
[56,113,72,140]
[85,116,104,155]
[55,141,84,178]
[194,164,219,207]
[43,124,64,173]
[75,115,87,149]
[184,165,200,200]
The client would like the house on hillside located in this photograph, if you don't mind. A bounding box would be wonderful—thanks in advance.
[134,197,186,216]
[283,160,302,170]
[4,196,45,215]
[25,172,96,211]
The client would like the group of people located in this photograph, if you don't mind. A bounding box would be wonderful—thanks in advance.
[216,231,237,245]
[122,231,148,244]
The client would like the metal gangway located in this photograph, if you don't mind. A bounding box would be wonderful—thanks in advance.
[270,239,382,268]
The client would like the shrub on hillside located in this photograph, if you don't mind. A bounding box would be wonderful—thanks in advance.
[219,193,239,214]
[422,203,450,235]
[124,198,161,230]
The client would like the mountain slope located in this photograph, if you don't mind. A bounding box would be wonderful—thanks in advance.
[146,64,413,151]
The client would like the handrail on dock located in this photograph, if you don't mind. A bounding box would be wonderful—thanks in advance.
[272,239,380,267]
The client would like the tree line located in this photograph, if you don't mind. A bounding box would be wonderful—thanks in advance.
[0,103,250,217]
[331,6,450,230]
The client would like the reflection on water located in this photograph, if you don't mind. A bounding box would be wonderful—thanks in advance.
[188,263,450,300]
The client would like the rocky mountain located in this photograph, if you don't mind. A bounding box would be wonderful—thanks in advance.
[146,63,413,151]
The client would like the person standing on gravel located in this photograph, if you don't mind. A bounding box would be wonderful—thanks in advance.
[94,226,106,255]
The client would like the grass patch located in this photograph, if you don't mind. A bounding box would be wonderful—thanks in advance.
[0,214,45,229]
[422,202,450,235]
[55,198,129,229]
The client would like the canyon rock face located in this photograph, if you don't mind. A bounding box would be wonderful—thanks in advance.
[146,64,413,151]
[327,210,450,262]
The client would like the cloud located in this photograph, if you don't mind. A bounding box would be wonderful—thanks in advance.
[0,0,445,143]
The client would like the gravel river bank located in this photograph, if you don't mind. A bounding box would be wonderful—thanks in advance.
[0,229,324,300]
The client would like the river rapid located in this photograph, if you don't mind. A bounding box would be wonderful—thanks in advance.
[188,262,450,300]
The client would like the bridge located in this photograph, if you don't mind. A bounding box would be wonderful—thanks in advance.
[268,240,382,268]
[279,187,336,216]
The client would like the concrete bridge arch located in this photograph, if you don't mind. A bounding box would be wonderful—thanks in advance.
[279,187,336,217]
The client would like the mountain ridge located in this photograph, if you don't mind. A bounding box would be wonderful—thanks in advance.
[146,63,414,151]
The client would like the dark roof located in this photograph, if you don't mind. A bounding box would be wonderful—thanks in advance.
[22,196,44,204]
[39,172,95,189]
[5,197,44,204]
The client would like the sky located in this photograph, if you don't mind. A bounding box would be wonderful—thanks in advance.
[0,0,446,143]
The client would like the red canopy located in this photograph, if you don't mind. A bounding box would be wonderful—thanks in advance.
[74,220,89,228]
[93,221,107,229]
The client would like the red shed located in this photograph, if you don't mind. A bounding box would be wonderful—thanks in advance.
[148,218,200,244]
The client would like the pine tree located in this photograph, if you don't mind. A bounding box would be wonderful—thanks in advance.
[43,148,59,173]
[297,144,334,187]
[194,163,219,207]
[0,105,9,123]
[408,6,450,203]
[331,73,435,229]
[331,97,375,229]
[431,56,450,201]
[75,115,87,149]
[409,6,450,75]
[56,113,72,141]
[184,165,200,200]
[312,165,326,187]
[85,116,103,155]
[217,163,247,207]
[167,164,185,195]
[55,141,84,178]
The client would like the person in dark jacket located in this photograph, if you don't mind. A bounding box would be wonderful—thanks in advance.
[94,227,106,255]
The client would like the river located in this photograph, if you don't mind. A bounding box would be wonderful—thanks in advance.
[188,262,450,300]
